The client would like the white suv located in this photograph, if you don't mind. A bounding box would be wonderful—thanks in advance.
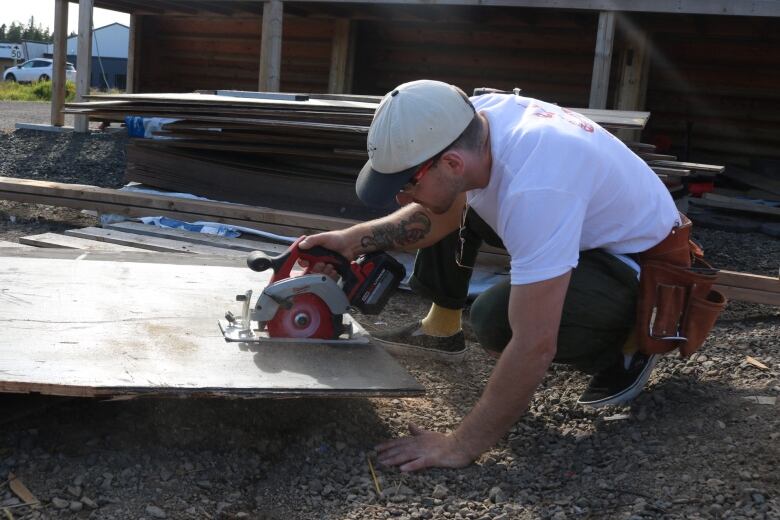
[3,58,77,83]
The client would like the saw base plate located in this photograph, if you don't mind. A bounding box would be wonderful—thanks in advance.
[218,313,371,344]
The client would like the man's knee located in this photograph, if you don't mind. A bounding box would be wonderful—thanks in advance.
[469,283,512,352]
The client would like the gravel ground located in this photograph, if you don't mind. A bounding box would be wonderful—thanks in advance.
[0,126,778,520]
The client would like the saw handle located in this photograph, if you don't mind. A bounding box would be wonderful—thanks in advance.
[246,237,355,285]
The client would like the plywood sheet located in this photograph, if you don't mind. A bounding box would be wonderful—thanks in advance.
[0,254,423,398]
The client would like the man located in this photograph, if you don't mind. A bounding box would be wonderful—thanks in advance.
[300,79,682,471]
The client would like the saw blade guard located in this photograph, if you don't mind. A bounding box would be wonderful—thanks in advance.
[265,293,337,339]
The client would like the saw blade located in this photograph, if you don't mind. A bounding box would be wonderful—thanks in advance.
[266,293,338,340]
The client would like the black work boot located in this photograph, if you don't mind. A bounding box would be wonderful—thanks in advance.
[577,351,659,407]
[372,321,467,362]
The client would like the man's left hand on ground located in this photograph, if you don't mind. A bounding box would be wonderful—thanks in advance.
[375,423,473,472]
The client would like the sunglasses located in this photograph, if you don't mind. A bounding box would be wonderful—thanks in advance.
[399,154,442,193]
[455,204,473,270]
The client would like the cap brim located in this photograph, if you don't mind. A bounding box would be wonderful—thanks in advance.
[355,159,417,208]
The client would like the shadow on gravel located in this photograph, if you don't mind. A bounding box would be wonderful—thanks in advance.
[0,394,388,456]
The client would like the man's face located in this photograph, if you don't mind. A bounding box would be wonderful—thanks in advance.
[395,158,463,214]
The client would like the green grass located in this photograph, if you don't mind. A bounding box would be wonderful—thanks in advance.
[0,80,76,102]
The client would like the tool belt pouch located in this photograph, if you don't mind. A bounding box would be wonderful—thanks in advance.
[636,259,726,357]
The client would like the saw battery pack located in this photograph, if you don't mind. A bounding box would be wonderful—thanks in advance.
[344,252,406,315]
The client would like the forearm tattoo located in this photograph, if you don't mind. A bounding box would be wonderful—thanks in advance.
[360,211,431,250]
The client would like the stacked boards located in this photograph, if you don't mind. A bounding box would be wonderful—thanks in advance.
[64,92,723,220]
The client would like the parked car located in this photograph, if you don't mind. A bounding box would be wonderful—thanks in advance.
[3,58,77,83]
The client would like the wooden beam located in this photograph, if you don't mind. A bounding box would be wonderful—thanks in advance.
[126,14,140,93]
[0,176,356,233]
[259,0,284,92]
[328,18,355,94]
[74,0,94,133]
[614,24,649,142]
[589,10,616,109]
[280,0,780,17]
[714,268,780,307]
[51,0,69,127]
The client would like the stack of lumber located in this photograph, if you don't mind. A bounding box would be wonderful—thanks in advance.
[66,93,383,220]
[64,92,724,217]
[686,163,780,237]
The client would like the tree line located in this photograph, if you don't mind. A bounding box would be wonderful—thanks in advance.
[0,17,75,43]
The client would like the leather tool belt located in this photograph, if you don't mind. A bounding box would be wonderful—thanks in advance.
[635,213,727,357]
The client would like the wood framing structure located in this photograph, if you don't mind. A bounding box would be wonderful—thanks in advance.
[50,1,780,167]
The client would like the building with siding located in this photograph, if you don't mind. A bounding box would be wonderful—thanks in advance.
[67,22,128,89]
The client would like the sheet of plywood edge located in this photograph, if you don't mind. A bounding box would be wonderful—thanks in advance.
[65,227,247,256]
[0,248,246,266]
[20,232,150,252]
[106,221,290,254]
[0,254,423,398]
[0,240,35,248]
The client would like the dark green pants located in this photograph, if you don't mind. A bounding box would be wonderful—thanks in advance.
[408,210,639,374]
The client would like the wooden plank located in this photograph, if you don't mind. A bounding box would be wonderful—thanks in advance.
[64,227,248,256]
[74,0,93,133]
[0,255,423,398]
[328,18,355,94]
[0,189,327,238]
[691,194,780,217]
[259,0,284,92]
[280,0,780,18]
[126,13,140,93]
[20,233,150,252]
[614,26,649,142]
[721,165,780,196]
[105,221,289,255]
[0,177,358,232]
[647,160,725,174]
[50,0,68,127]
[716,270,780,293]
[713,285,780,306]
[651,166,691,177]
[588,11,616,110]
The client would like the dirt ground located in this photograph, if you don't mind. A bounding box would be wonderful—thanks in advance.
[0,125,778,520]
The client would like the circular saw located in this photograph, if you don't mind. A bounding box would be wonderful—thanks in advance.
[218,237,405,344]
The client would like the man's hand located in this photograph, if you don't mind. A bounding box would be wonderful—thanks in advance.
[375,423,474,472]
[298,230,357,278]
[299,230,355,259]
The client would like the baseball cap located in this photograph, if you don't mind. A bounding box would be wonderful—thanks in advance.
[356,80,476,207]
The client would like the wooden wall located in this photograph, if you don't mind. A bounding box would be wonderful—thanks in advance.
[352,7,599,108]
[636,13,780,165]
[137,14,334,93]
[133,7,780,167]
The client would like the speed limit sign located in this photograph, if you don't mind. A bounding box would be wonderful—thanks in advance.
[11,45,22,60]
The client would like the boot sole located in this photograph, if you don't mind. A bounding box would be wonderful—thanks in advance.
[577,354,659,407]
[372,337,467,363]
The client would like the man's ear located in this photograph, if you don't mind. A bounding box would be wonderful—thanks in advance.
[440,150,466,175]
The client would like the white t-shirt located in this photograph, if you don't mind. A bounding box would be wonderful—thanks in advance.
[466,94,680,285]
